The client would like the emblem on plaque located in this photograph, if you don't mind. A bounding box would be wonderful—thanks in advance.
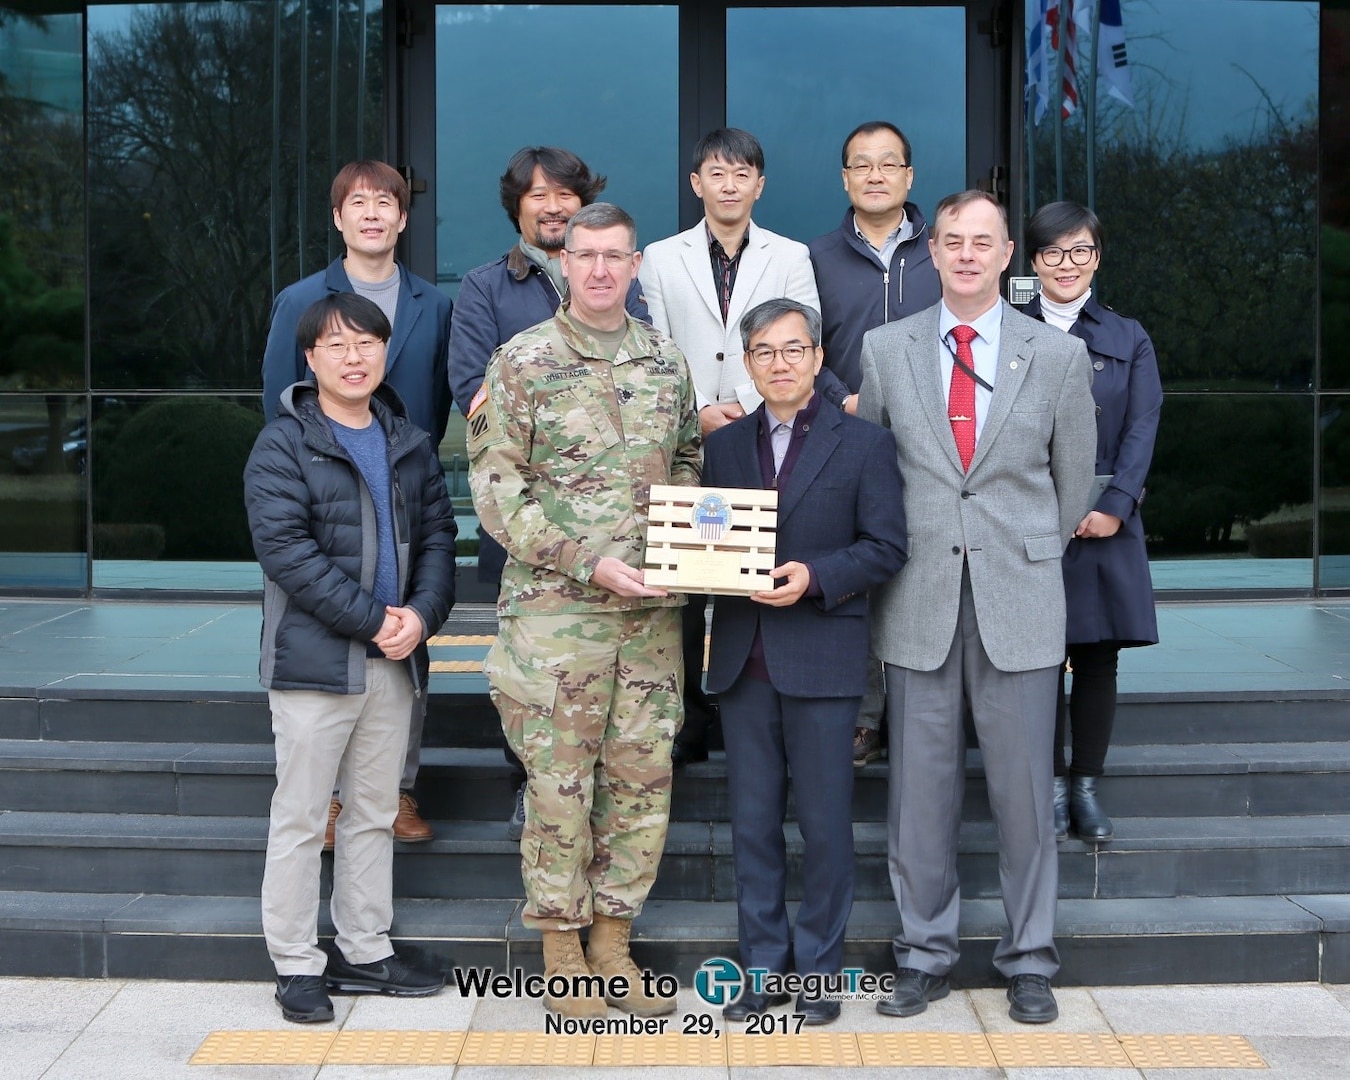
[692,493,733,541]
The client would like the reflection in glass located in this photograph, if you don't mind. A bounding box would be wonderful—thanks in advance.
[86,2,385,391]
[1323,11,1350,391]
[435,5,677,298]
[727,7,965,242]
[0,394,88,589]
[1023,1,1318,391]
[1146,395,1312,591]
[1320,398,1350,589]
[0,11,84,393]
[91,395,264,591]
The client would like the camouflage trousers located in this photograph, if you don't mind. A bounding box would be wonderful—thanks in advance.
[486,606,683,931]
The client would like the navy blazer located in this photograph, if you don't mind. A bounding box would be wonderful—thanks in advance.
[703,399,908,698]
[261,257,454,444]
[1025,294,1161,646]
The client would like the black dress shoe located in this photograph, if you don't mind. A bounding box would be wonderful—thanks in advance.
[722,989,791,1021]
[1006,973,1058,1023]
[1070,775,1113,841]
[794,994,841,1025]
[876,967,949,1017]
[671,740,708,769]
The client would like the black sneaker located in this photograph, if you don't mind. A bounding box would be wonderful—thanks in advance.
[326,951,444,997]
[275,974,334,1023]
[507,782,526,842]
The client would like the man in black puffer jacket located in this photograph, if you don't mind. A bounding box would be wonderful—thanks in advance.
[244,294,456,1024]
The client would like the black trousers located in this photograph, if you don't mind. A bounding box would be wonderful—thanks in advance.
[1054,641,1121,778]
[678,593,716,747]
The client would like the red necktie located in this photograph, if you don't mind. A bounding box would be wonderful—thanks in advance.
[948,324,978,471]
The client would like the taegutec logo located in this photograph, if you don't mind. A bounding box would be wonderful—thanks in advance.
[693,957,744,1006]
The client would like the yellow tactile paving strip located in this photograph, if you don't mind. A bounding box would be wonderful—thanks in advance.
[190,1029,1269,1068]
[428,634,495,646]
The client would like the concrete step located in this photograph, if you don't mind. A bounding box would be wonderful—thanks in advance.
[3,688,1348,747]
[4,741,1349,823]
[4,811,1349,903]
[0,890,1345,986]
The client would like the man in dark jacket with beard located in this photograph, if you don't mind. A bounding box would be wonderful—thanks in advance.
[245,294,457,1024]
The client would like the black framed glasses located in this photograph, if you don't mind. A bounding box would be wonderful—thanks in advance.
[1038,245,1098,267]
[747,345,816,367]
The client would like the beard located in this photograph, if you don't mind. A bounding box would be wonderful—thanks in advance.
[533,220,569,252]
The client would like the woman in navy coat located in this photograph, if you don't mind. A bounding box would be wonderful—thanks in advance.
[1024,202,1162,842]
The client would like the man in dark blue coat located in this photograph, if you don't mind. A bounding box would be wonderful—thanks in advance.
[448,146,649,840]
[246,294,456,1024]
[703,298,907,1026]
[808,121,941,767]
[260,161,453,843]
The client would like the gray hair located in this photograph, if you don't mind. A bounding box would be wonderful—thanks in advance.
[739,298,822,350]
[563,202,637,251]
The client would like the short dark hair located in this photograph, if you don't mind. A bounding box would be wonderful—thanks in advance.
[841,121,912,169]
[330,161,409,216]
[498,147,606,233]
[933,189,1009,241]
[739,298,822,351]
[296,294,392,350]
[564,202,637,251]
[691,128,765,174]
[1025,200,1103,257]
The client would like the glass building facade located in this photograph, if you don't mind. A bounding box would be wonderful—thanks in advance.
[0,0,1345,596]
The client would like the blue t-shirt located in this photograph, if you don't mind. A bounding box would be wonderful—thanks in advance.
[328,416,398,609]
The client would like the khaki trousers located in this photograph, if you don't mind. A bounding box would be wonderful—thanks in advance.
[262,657,414,975]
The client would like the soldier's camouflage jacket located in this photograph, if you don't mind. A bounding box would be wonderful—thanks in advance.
[467,303,701,617]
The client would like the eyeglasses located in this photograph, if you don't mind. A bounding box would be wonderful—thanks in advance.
[845,160,910,177]
[312,339,383,359]
[747,344,816,367]
[565,249,636,267]
[1038,244,1097,267]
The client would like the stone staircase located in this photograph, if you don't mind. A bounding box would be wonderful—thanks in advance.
[1,685,1348,986]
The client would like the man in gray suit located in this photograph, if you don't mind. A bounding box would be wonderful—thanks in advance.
[858,190,1095,1025]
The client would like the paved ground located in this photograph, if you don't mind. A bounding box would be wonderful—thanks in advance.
[2,597,1349,697]
[3,978,1350,1077]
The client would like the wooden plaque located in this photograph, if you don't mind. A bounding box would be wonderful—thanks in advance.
[644,485,778,596]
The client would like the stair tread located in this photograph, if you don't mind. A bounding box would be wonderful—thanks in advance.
[5,739,1350,773]
[0,890,1339,936]
[3,811,1349,851]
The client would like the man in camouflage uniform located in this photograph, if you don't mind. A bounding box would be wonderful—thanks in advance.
[467,203,700,1019]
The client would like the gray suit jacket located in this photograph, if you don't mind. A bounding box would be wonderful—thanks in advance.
[858,301,1096,673]
[639,219,819,412]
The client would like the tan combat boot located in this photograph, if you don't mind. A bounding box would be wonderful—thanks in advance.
[540,929,608,1018]
[585,914,676,1016]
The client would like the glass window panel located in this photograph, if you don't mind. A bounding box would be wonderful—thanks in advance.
[1322,9,1350,391]
[1023,1,1318,391]
[91,394,264,591]
[1146,394,1312,591]
[0,394,88,589]
[86,2,385,391]
[1321,396,1350,590]
[435,5,678,299]
[0,12,84,393]
[727,6,966,242]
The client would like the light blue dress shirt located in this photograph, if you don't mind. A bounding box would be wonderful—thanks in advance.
[938,300,1003,442]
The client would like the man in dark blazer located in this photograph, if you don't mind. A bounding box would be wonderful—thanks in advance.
[704,298,907,1026]
[858,191,1096,1025]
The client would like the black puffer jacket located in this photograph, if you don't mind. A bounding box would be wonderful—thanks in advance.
[244,382,457,694]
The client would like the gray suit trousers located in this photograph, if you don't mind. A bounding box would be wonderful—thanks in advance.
[885,566,1060,980]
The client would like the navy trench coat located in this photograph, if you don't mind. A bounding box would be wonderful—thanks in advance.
[1026,294,1162,647]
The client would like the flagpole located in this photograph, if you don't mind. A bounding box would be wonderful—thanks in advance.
[1053,3,1066,202]
[1086,0,1102,211]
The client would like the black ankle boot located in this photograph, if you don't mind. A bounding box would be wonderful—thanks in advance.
[1052,776,1070,841]
[1070,775,1112,841]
